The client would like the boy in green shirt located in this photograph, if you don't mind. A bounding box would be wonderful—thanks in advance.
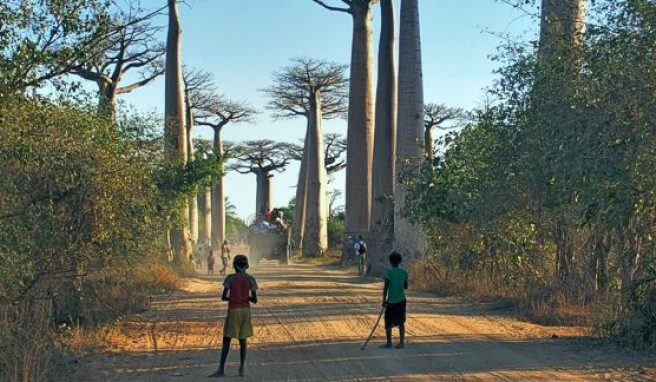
[381,251,408,349]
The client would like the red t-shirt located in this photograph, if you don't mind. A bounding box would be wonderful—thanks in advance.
[223,272,258,309]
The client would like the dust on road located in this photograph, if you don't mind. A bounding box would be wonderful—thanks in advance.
[71,262,655,381]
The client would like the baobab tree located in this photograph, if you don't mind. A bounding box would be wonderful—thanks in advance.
[196,98,256,248]
[370,0,396,274]
[228,140,294,218]
[423,103,467,158]
[535,0,588,285]
[194,138,214,244]
[164,0,192,264]
[290,134,347,175]
[311,0,377,253]
[261,58,348,249]
[183,67,217,244]
[395,0,426,262]
[70,5,165,121]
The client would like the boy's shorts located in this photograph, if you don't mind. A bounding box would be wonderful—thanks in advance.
[384,300,407,329]
[223,308,253,339]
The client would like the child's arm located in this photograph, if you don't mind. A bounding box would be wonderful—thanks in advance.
[382,279,389,307]
[221,288,230,301]
[249,290,258,304]
[404,278,408,290]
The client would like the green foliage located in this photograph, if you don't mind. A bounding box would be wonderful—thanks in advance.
[0,0,112,91]
[403,0,656,348]
[327,212,345,249]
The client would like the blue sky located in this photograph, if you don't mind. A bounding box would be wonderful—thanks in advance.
[120,0,538,222]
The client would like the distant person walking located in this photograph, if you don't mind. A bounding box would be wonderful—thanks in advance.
[209,255,259,378]
[220,240,231,276]
[354,236,367,275]
[207,248,216,276]
[380,251,408,349]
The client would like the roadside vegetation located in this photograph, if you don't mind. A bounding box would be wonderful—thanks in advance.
[403,1,656,351]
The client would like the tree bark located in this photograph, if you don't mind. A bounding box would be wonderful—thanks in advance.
[539,0,587,57]
[292,121,310,249]
[394,0,426,263]
[97,81,117,123]
[211,127,225,248]
[198,187,212,245]
[343,0,375,260]
[186,102,198,244]
[255,170,272,217]
[370,0,397,276]
[424,125,433,159]
[303,90,329,257]
[165,0,192,264]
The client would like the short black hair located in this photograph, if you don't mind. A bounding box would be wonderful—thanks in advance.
[233,254,249,270]
[389,251,402,265]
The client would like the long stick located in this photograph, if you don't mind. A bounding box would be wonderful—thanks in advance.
[361,305,386,350]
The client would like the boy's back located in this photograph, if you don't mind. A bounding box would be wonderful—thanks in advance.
[384,267,408,304]
[223,272,258,309]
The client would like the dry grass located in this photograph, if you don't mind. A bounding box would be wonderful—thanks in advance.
[291,249,342,266]
[409,259,594,327]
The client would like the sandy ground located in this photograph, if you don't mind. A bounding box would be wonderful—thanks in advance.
[70,262,655,381]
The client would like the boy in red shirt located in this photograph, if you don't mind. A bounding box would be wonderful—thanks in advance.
[209,255,258,377]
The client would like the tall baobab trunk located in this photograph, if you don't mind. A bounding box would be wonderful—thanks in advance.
[539,0,587,56]
[97,82,117,122]
[537,0,587,285]
[186,101,198,244]
[198,187,212,244]
[424,126,433,159]
[292,122,310,249]
[211,127,225,247]
[303,90,328,257]
[255,170,272,217]
[164,0,192,264]
[370,0,397,275]
[394,0,426,262]
[344,0,375,259]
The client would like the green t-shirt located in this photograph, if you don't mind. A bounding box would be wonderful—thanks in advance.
[384,267,408,304]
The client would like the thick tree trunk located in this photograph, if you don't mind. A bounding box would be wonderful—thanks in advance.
[370,0,397,276]
[539,0,587,56]
[292,122,310,249]
[424,126,433,159]
[165,0,192,264]
[303,90,328,257]
[198,187,212,245]
[394,0,426,263]
[255,170,272,217]
[97,82,117,123]
[343,0,375,261]
[187,103,198,243]
[211,127,225,248]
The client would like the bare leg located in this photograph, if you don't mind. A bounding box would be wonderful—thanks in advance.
[238,338,247,376]
[395,324,405,349]
[209,337,231,377]
[379,327,392,348]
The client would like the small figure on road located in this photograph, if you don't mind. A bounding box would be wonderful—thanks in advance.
[354,235,367,275]
[207,248,216,276]
[220,240,231,276]
[381,251,408,349]
[209,254,259,378]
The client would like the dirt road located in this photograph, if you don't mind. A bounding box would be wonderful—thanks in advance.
[72,262,654,381]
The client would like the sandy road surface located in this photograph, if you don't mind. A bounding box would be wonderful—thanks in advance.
[71,262,654,381]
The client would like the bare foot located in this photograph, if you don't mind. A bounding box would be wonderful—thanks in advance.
[208,370,225,378]
[379,343,392,349]
[395,343,405,349]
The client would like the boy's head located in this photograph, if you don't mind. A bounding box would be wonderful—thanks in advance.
[233,254,249,271]
[388,251,402,266]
